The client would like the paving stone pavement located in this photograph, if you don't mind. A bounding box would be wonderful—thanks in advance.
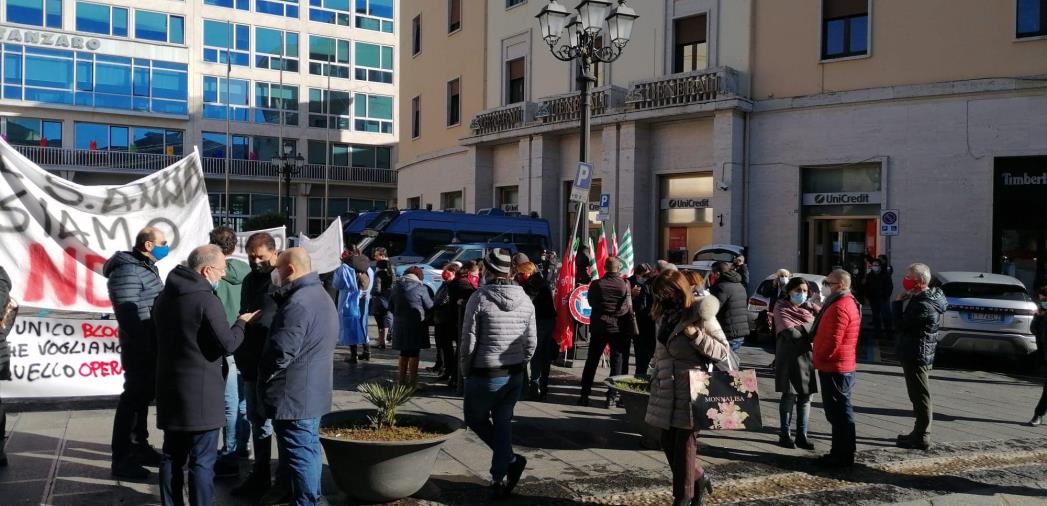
[2,329,1046,505]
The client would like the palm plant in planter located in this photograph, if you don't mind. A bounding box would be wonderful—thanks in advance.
[605,375,661,449]
[320,382,464,503]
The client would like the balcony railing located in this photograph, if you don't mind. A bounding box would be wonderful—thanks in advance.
[11,145,396,185]
[624,67,740,111]
[535,86,627,124]
[469,102,537,136]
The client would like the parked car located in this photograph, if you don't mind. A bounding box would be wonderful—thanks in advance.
[396,242,520,294]
[747,273,827,342]
[933,272,1039,361]
[691,244,745,272]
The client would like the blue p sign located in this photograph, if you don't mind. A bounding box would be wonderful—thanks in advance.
[574,162,593,190]
[599,194,610,208]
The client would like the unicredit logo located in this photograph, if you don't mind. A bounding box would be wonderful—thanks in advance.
[813,193,870,204]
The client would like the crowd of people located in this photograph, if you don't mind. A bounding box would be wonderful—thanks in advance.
[1,224,1047,506]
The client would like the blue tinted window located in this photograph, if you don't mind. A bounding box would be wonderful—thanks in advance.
[1018,0,1044,36]
[4,54,22,83]
[205,0,248,9]
[135,10,169,42]
[356,0,391,18]
[204,20,231,47]
[46,0,61,27]
[151,69,185,100]
[95,62,131,94]
[849,16,868,53]
[8,0,44,26]
[170,16,184,44]
[133,66,149,96]
[256,27,283,54]
[75,122,108,149]
[75,60,91,90]
[25,87,72,104]
[113,8,128,36]
[25,55,73,88]
[825,19,845,56]
[235,24,249,49]
[110,126,128,150]
[202,131,227,157]
[76,2,110,35]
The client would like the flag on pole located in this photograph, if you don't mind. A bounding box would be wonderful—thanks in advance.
[588,236,600,280]
[595,223,609,278]
[610,223,619,257]
[619,226,634,276]
[553,236,579,351]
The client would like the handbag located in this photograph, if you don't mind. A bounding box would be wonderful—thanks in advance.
[617,291,640,337]
[688,361,763,431]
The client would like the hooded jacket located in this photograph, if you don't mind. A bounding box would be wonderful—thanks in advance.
[103,250,164,367]
[459,281,537,376]
[259,272,339,421]
[893,287,948,365]
[711,270,750,340]
[215,258,250,326]
[153,265,246,432]
[389,274,434,351]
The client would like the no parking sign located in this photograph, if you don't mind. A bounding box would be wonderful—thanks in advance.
[569,284,592,324]
[880,209,900,236]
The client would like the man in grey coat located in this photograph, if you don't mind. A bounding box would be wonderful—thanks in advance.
[259,248,338,506]
[460,248,537,500]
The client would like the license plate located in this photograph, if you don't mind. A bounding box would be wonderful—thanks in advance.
[968,312,1002,322]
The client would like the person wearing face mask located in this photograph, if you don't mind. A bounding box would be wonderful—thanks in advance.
[334,248,373,364]
[103,226,169,479]
[444,261,480,389]
[773,278,821,450]
[516,261,556,401]
[1028,285,1047,427]
[811,270,861,468]
[864,258,895,340]
[629,263,657,376]
[390,266,434,386]
[153,245,257,506]
[432,262,463,382]
[231,232,280,499]
[645,270,728,506]
[710,261,749,352]
[892,263,947,450]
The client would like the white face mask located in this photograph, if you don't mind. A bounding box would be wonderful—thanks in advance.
[271,268,283,287]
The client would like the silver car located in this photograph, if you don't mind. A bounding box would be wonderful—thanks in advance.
[933,272,1038,358]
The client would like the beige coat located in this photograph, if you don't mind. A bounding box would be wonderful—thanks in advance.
[645,296,731,431]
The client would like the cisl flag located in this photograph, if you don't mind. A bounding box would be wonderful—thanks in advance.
[553,237,579,352]
[595,223,609,279]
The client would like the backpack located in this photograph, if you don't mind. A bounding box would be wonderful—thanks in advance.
[373,260,396,296]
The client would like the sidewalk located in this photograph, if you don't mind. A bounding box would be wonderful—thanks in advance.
[2,336,1046,505]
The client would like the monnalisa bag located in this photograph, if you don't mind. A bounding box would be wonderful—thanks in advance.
[688,353,763,431]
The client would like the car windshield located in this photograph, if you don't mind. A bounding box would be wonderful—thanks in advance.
[426,248,460,268]
[694,249,737,262]
[940,282,1032,302]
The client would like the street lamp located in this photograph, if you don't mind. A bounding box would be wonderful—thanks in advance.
[536,0,637,248]
[271,144,305,229]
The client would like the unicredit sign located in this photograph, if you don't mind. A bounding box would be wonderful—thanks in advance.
[660,198,712,209]
[801,192,881,206]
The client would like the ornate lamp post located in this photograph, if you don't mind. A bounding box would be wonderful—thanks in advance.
[271,144,305,229]
[537,0,637,247]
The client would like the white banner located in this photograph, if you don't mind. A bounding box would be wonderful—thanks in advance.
[299,217,343,274]
[2,316,124,398]
[0,138,213,312]
[231,226,288,261]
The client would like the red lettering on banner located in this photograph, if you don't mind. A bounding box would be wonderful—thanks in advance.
[82,323,119,338]
[24,243,77,305]
[78,361,123,377]
[84,253,111,306]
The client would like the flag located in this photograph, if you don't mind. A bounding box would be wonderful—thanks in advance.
[610,223,619,257]
[619,226,634,276]
[595,223,609,278]
[588,236,600,280]
[553,236,579,352]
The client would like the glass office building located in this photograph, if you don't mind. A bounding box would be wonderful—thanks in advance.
[0,0,397,234]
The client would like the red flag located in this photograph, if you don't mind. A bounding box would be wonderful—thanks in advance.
[595,223,609,279]
[610,223,619,257]
[553,239,578,352]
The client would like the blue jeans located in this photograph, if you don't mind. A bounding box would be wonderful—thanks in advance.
[818,371,856,460]
[779,393,811,438]
[223,357,250,455]
[243,380,273,440]
[273,418,323,506]
[160,429,219,506]
[464,372,523,481]
[729,338,744,352]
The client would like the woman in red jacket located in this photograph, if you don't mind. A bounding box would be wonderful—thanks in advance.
[811,269,861,468]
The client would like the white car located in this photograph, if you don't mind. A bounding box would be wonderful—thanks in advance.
[933,272,1038,359]
[690,244,745,272]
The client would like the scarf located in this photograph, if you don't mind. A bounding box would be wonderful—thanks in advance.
[774,301,818,333]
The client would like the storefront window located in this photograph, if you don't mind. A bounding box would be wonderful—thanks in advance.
[658,174,714,264]
[994,157,1047,292]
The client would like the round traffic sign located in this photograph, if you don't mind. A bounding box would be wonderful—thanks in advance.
[569,284,591,324]
[882,211,898,225]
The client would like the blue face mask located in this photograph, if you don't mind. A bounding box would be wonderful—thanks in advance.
[790,292,808,305]
[1040,301,1047,310]
[210,280,220,291]
[151,244,171,261]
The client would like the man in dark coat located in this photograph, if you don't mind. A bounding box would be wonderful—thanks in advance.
[259,248,338,506]
[580,257,634,408]
[448,260,480,389]
[371,247,397,349]
[865,257,895,339]
[518,261,557,401]
[153,245,254,506]
[1028,285,1047,427]
[0,266,15,468]
[103,226,167,479]
[231,232,280,498]
[711,261,750,352]
[892,263,947,450]
[629,263,657,376]
[575,245,593,285]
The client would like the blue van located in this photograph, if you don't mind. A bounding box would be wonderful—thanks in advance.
[344,209,552,264]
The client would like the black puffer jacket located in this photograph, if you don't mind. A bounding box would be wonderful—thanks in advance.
[103,250,164,368]
[520,273,556,320]
[892,288,948,366]
[711,270,749,340]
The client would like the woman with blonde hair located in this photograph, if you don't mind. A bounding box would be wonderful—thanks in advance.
[682,270,708,298]
[645,270,730,506]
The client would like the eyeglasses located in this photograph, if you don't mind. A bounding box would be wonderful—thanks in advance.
[824,281,841,287]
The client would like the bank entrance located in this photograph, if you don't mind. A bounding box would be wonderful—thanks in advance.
[801,164,883,275]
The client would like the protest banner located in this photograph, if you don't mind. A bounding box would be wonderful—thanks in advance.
[230,226,288,261]
[299,217,344,274]
[2,316,124,398]
[0,138,212,313]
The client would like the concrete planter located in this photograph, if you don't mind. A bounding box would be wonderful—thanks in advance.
[320,409,465,503]
[605,375,661,450]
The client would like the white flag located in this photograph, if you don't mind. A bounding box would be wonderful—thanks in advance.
[298,217,344,274]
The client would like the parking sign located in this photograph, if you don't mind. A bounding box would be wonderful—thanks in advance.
[880,209,899,236]
[570,162,593,203]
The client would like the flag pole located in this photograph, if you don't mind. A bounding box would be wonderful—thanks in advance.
[276,33,284,220]
[323,54,332,227]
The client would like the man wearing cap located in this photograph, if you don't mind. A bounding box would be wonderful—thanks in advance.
[460,248,537,500]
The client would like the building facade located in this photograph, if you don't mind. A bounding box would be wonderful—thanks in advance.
[0,0,399,235]
[399,0,1047,291]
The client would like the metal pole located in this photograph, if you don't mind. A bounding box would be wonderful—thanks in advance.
[323,55,332,226]
[224,23,232,227]
[277,35,285,218]
[578,56,592,247]
[284,162,292,229]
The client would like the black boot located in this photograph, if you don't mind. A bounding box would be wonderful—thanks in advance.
[232,436,272,497]
[691,474,713,506]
